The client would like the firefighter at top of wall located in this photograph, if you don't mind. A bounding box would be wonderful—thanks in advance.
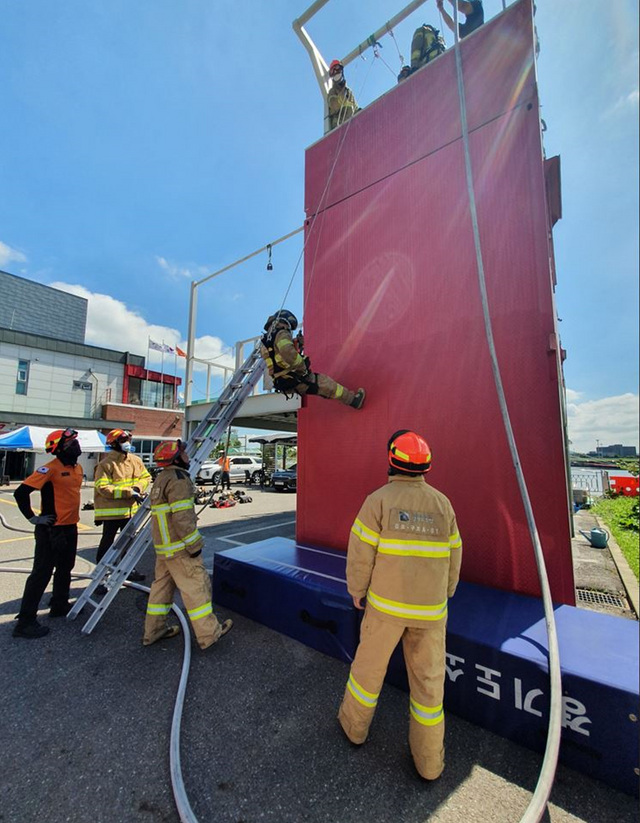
[93,429,150,584]
[338,430,463,781]
[12,428,84,639]
[143,440,232,649]
[327,59,359,131]
[436,0,484,39]
[260,310,366,410]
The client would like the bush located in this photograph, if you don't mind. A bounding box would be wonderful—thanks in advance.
[592,496,639,579]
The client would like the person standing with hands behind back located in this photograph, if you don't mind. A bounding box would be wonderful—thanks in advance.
[338,430,462,781]
[12,428,83,638]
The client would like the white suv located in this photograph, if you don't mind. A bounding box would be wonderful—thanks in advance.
[197,455,264,485]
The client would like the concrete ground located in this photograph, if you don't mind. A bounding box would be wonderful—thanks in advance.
[0,482,637,823]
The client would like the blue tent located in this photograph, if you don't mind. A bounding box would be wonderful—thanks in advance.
[0,426,107,452]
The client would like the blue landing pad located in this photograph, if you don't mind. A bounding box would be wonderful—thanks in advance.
[213,538,639,796]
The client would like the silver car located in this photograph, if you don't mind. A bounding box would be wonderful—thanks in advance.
[197,455,264,485]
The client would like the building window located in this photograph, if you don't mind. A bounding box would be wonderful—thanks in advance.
[16,360,30,395]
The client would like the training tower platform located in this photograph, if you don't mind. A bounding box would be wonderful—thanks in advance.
[215,0,639,796]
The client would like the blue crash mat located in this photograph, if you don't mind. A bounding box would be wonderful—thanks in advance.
[213,538,639,797]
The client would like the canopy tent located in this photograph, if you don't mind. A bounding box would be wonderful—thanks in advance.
[249,433,297,474]
[248,434,297,446]
[0,425,107,453]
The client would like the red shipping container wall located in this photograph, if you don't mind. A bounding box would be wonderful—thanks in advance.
[609,477,639,497]
[298,0,575,604]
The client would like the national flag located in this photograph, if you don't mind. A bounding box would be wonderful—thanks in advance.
[176,346,187,357]
[149,339,164,352]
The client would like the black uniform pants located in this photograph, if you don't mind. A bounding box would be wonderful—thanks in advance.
[18,525,78,621]
[221,471,231,490]
[96,518,129,564]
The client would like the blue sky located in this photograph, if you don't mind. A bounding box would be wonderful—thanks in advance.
[1,0,638,451]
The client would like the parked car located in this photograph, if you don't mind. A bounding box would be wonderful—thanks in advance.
[271,463,297,492]
[197,455,264,485]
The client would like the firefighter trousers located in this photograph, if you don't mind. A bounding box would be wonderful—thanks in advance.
[295,372,356,406]
[143,551,224,650]
[338,607,447,780]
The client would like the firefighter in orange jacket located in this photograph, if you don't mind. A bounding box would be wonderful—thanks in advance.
[143,440,232,649]
[12,428,83,638]
[94,428,151,582]
[338,430,463,780]
[260,310,365,410]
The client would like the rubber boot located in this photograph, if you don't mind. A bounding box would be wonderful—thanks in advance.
[350,389,366,410]
[13,620,50,639]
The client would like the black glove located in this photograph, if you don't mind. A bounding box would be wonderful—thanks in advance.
[29,514,56,526]
[131,492,146,504]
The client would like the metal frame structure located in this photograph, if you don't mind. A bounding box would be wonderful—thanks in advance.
[292,0,429,133]
[184,226,304,416]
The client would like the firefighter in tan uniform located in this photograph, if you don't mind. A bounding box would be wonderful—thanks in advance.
[94,429,151,583]
[327,60,358,131]
[338,430,462,780]
[143,440,232,649]
[260,309,365,410]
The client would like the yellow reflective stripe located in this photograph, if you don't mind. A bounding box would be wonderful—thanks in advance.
[114,488,123,499]
[346,673,379,708]
[96,478,133,488]
[146,602,171,616]
[335,384,343,399]
[351,518,380,547]
[394,447,410,461]
[153,529,201,554]
[449,532,462,549]
[188,602,212,621]
[152,509,171,548]
[367,590,448,621]
[168,498,193,513]
[152,503,170,513]
[94,506,133,517]
[410,699,444,726]
[378,538,450,558]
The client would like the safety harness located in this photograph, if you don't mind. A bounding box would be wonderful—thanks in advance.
[260,328,319,399]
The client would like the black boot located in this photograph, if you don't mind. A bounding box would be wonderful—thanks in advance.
[350,388,366,410]
[13,620,50,639]
[49,602,72,617]
[127,569,146,582]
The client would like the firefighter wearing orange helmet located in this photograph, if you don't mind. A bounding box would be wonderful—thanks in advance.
[327,59,358,131]
[93,428,151,584]
[142,440,232,649]
[260,310,365,409]
[12,428,83,638]
[338,430,463,780]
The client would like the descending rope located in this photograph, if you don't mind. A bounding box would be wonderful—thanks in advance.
[450,5,562,822]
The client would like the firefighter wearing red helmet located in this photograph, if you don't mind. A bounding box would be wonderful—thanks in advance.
[338,430,463,780]
[260,310,365,409]
[93,429,151,584]
[327,59,358,131]
[12,428,83,638]
[142,440,232,649]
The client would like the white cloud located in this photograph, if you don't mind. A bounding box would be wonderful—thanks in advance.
[0,240,27,268]
[49,281,232,373]
[155,256,210,281]
[566,391,639,453]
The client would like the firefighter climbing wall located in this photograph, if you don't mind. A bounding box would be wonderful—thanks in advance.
[297,0,575,605]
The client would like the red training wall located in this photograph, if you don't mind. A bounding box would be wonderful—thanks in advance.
[296,0,575,605]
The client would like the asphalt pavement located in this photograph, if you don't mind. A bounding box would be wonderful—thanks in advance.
[0,482,637,823]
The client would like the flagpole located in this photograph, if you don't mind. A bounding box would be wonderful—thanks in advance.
[146,337,151,407]
[174,348,178,407]
[160,341,165,408]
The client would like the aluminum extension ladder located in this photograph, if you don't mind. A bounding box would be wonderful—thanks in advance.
[67,344,266,635]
